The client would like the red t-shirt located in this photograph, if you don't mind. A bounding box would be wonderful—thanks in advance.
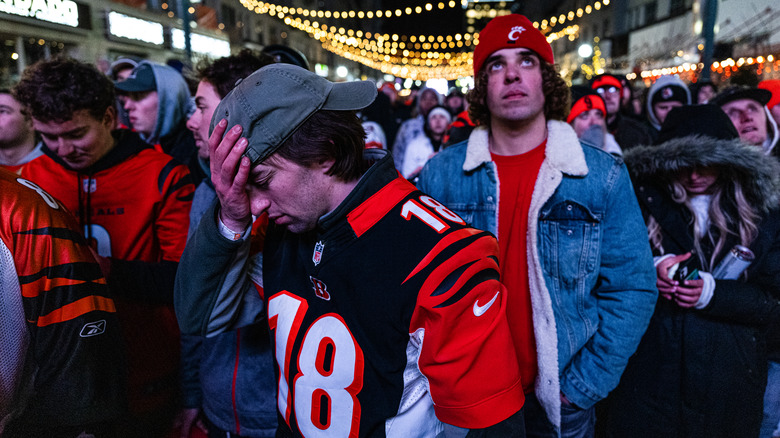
[492,140,546,393]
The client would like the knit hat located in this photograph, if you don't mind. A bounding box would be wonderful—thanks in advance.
[646,75,691,130]
[758,80,780,110]
[427,106,453,124]
[590,74,623,92]
[650,83,690,108]
[567,86,606,123]
[472,14,554,76]
[655,104,738,145]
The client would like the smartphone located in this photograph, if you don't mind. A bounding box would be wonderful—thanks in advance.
[673,257,700,281]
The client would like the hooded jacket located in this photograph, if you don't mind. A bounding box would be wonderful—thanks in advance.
[180,157,278,437]
[607,135,780,438]
[132,62,202,182]
[645,75,691,131]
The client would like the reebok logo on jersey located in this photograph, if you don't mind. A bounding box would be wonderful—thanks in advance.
[80,320,106,337]
[473,292,500,317]
[310,276,331,301]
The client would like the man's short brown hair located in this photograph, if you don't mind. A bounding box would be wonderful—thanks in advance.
[272,110,368,182]
[195,49,274,99]
[14,57,115,123]
[467,59,570,127]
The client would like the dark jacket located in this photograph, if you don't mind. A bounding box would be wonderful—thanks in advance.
[179,159,277,437]
[608,112,653,150]
[606,135,780,438]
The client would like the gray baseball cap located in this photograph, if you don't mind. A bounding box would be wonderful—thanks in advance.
[210,63,377,165]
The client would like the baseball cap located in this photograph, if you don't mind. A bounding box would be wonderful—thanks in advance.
[210,63,377,165]
[472,14,554,76]
[114,62,156,92]
[758,80,780,110]
[710,85,771,107]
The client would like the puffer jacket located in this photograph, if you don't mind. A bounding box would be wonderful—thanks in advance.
[606,134,780,438]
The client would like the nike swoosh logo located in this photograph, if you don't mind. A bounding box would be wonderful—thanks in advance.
[473,291,500,317]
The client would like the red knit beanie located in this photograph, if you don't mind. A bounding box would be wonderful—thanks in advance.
[567,94,607,123]
[473,14,554,76]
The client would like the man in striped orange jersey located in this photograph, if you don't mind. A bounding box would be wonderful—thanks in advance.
[14,57,194,437]
[0,168,124,437]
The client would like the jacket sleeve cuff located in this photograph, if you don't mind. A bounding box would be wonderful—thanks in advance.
[694,271,715,309]
[653,253,675,267]
[560,372,600,409]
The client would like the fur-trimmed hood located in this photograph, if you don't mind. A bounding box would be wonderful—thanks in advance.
[624,135,780,212]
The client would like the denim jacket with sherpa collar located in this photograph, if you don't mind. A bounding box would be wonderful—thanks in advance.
[417,121,658,432]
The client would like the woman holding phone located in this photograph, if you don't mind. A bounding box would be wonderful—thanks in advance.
[605,105,780,438]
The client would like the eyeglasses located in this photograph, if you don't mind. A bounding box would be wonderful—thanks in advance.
[596,86,620,95]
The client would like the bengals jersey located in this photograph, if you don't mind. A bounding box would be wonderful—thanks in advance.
[176,153,524,437]
[21,129,194,416]
[0,168,124,435]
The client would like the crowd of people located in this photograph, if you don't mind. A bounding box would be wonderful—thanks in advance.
[1,11,779,438]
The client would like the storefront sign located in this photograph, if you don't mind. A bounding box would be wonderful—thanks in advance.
[0,0,79,27]
[172,28,230,58]
[107,11,164,45]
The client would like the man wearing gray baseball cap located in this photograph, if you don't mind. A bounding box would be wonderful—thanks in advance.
[175,63,527,436]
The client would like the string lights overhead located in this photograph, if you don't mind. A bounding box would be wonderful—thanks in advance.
[238,0,607,79]
[534,0,610,32]
[241,0,459,21]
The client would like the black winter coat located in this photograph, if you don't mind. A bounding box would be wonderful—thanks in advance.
[605,135,780,438]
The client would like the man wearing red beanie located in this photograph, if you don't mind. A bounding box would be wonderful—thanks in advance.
[590,74,652,149]
[418,13,657,438]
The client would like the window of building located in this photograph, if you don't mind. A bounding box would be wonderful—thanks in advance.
[645,2,657,24]
[670,0,685,15]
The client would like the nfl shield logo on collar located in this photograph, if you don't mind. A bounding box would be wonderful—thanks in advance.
[313,241,325,266]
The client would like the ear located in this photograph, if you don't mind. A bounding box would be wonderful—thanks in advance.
[102,106,117,128]
[316,158,336,175]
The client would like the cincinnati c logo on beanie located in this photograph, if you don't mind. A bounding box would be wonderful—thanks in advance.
[472,14,554,76]
[507,26,526,43]
[584,96,594,109]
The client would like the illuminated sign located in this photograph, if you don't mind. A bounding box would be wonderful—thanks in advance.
[0,0,79,27]
[107,11,164,45]
[171,28,230,58]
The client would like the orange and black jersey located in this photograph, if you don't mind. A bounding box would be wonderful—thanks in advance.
[177,152,525,437]
[0,168,124,435]
[20,129,193,415]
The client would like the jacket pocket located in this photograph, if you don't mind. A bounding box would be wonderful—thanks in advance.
[538,200,601,284]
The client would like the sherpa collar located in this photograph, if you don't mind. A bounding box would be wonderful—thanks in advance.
[462,120,588,176]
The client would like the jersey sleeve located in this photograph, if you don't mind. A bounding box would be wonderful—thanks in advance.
[2,174,125,432]
[407,227,525,429]
[155,159,195,262]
